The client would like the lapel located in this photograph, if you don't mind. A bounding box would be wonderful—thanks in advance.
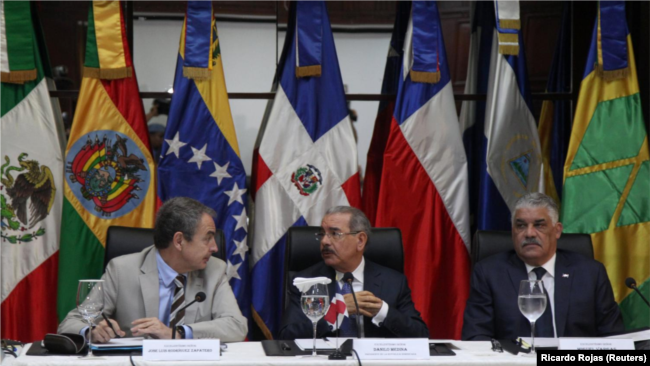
[139,247,160,318]
[363,260,382,334]
[553,250,573,337]
[184,269,205,324]
[506,252,530,335]
[363,260,382,298]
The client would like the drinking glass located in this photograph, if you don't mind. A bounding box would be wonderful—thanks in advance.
[300,283,330,357]
[518,280,547,353]
[77,280,104,356]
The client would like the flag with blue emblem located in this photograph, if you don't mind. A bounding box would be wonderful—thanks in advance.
[157,1,250,328]
[250,1,361,339]
[463,1,542,227]
[459,1,512,231]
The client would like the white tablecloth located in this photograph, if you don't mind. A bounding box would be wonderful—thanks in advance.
[2,341,537,366]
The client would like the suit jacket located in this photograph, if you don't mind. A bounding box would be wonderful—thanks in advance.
[278,259,429,340]
[58,246,247,342]
[462,249,624,340]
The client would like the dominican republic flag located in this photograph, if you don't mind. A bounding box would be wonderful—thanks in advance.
[361,2,410,225]
[1,1,65,342]
[375,1,471,339]
[484,1,542,213]
[157,2,251,327]
[458,1,511,231]
[251,1,361,339]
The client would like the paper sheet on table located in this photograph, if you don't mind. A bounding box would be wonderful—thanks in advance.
[606,329,650,342]
[294,338,353,350]
[92,337,144,348]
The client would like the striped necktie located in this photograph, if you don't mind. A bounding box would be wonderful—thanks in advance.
[338,280,358,337]
[169,275,186,328]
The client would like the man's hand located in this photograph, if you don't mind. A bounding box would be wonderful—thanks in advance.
[131,318,173,339]
[344,291,383,317]
[91,319,126,343]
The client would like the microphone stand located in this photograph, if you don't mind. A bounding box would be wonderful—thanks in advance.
[170,292,207,339]
[348,281,361,339]
[627,278,650,308]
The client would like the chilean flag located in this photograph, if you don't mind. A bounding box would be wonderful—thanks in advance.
[375,1,471,339]
[250,1,361,339]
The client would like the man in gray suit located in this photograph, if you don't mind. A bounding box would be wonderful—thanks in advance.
[58,197,247,342]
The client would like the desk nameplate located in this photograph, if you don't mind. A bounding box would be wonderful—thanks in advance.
[143,339,220,361]
[353,338,430,360]
[559,338,634,351]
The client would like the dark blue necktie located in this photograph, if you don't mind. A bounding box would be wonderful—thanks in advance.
[532,267,554,337]
[337,281,358,337]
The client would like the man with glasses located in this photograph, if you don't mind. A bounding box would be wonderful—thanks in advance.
[279,206,429,340]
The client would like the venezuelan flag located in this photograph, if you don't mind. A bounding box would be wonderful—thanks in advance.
[157,1,250,330]
[57,0,156,321]
[562,1,650,330]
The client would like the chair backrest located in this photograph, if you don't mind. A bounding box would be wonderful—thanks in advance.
[283,226,403,310]
[104,226,226,270]
[471,230,594,267]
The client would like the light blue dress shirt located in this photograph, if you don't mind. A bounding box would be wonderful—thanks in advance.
[156,250,193,339]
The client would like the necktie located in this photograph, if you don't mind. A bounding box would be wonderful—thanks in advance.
[337,280,358,337]
[532,267,554,337]
[169,275,186,328]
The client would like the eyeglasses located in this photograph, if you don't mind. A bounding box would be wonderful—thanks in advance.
[315,231,361,241]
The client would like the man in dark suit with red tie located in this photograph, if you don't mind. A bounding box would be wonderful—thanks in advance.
[279,206,429,340]
[462,193,624,340]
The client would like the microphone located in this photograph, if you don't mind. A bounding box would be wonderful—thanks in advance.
[342,272,361,339]
[171,292,207,339]
[625,277,650,308]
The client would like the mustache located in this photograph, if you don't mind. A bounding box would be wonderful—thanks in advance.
[321,246,336,255]
[521,238,541,247]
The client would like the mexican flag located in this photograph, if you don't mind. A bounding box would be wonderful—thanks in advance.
[562,2,650,330]
[1,1,65,342]
[57,0,156,321]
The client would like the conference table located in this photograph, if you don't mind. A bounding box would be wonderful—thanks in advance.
[2,340,537,366]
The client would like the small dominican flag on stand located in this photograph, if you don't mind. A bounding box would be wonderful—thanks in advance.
[323,292,348,331]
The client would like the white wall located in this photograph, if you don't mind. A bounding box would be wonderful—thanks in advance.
[134,19,391,176]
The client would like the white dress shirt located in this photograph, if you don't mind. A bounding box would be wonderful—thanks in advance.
[334,257,389,337]
[525,253,557,338]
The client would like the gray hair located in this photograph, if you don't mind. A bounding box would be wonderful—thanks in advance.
[153,197,216,249]
[325,206,372,235]
[512,192,559,225]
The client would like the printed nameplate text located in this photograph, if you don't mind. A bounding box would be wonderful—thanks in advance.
[559,338,634,351]
[353,338,429,360]
[143,339,220,361]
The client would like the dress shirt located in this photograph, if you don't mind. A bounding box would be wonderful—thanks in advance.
[524,253,557,338]
[334,257,389,336]
[156,250,193,338]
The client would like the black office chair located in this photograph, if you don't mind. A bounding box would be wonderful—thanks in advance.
[283,226,403,310]
[104,225,226,270]
[471,230,594,268]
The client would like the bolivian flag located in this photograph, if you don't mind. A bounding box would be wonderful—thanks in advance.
[562,1,649,330]
[57,1,156,321]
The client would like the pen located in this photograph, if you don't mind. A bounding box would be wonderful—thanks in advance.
[101,313,122,338]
